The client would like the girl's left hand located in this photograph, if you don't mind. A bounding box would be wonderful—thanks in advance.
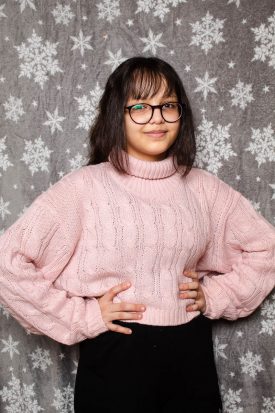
[179,270,206,313]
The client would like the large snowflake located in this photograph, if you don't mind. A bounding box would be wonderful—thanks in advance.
[261,397,275,413]
[259,293,275,336]
[239,351,264,379]
[74,83,103,130]
[14,0,36,13]
[245,124,275,166]
[220,385,243,413]
[0,373,44,412]
[0,197,11,221]
[195,117,236,174]
[69,153,86,171]
[52,4,75,25]
[3,96,25,123]
[14,30,62,89]
[190,11,225,54]
[29,347,53,372]
[213,336,228,360]
[97,0,120,23]
[229,80,254,110]
[140,29,166,55]
[227,0,240,7]
[0,136,13,175]
[135,0,187,23]
[0,3,7,18]
[43,107,66,134]
[21,136,52,175]
[1,335,20,360]
[251,11,275,70]
[70,30,93,57]
[104,49,126,72]
[194,71,217,100]
[52,383,74,412]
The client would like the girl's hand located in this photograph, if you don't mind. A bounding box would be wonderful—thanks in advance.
[179,270,206,313]
[97,282,146,335]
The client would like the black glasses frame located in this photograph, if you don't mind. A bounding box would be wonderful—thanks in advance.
[124,102,184,124]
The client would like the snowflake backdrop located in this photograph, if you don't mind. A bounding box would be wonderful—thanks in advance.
[0,1,275,412]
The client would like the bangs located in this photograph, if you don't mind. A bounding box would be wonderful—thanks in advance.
[126,69,176,101]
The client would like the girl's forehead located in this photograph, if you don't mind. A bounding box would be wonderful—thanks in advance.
[127,75,176,100]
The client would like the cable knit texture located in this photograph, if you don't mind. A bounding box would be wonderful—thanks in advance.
[0,154,274,345]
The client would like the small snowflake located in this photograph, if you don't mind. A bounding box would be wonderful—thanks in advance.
[249,200,261,212]
[140,29,166,55]
[195,117,236,174]
[69,153,85,171]
[245,124,275,166]
[14,0,36,13]
[239,351,264,379]
[0,3,7,18]
[3,96,25,123]
[229,80,254,110]
[104,49,126,72]
[1,335,20,360]
[220,385,243,413]
[43,107,66,134]
[194,71,218,100]
[0,303,10,318]
[21,136,52,175]
[97,0,120,23]
[213,336,228,360]
[251,11,275,70]
[261,396,275,413]
[70,29,93,57]
[0,373,44,412]
[52,4,75,25]
[71,360,78,375]
[270,184,275,200]
[259,293,275,336]
[15,30,62,89]
[29,347,53,372]
[74,82,103,130]
[0,197,11,220]
[135,0,187,23]
[227,0,240,7]
[52,383,74,412]
[190,11,225,54]
[0,136,13,175]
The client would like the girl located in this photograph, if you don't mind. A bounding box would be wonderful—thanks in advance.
[0,57,274,413]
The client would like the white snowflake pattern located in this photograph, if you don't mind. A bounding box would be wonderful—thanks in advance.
[43,107,66,134]
[0,3,7,18]
[52,4,75,25]
[195,117,236,174]
[213,336,228,360]
[251,11,275,70]
[220,385,243,413]
[3,96,25,123]
[15,30,62,89]
[0,303,10,319]
[249,200,261,212]
[245,124,275,166]
[239,351,264,379]
[52,383,74,412]
[227,0,240,7]
[29,347,53,372]
[140,29,166,55]
[194,71,218,100]
[69,153,85,171]
[74,82,103,130]
[0,136,13,175]
[135,0,187,23]
[14,0,36,13]
[0,373,44,412]
[190,11,225,54]
[259,293,275,336]
[1,335,20,360]
[262,396,275,413]
[0,197,11,221]
[229,80,254,110]
[21,136,52,175]
[270,184,275,200]
[70,29,93,57]
[97,0,120,23]
[104,49,126,72]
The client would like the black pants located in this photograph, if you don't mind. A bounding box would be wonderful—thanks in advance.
[74,315,222,413]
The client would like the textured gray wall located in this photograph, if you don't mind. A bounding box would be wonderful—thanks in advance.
[0,0,274,411]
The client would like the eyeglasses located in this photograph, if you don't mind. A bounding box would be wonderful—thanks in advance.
[124,102,183,124]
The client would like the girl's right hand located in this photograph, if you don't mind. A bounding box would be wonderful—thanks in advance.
[97,282,146,335]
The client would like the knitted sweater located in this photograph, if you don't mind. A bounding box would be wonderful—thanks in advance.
[0,155,274,345]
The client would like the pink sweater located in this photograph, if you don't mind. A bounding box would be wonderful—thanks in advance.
[0,155,274,345]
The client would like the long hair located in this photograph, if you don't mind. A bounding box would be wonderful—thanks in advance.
[87,56,196,176]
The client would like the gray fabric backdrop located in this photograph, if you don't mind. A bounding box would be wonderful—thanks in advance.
[0,0,274,412]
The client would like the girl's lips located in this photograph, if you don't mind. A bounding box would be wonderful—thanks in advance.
[144,130,167,138]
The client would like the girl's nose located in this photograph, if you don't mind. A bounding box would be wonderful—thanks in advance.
[149,107,165,124]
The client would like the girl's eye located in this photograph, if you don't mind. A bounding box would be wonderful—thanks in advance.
[163,103,176,109]
[132,104,147,111]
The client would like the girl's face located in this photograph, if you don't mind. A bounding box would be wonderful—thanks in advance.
[124,82,181,162]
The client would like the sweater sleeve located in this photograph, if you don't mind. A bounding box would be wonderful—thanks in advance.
[0,171,107,345]
[197,174,275,320]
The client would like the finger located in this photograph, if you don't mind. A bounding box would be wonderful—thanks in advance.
[179,281,199,291]
[179,290,198,299]
[106,321,132,335]
[109,312,144,321]
[186,303,200,312]
[105,282,131,301]
[183,270,198,279]
[112,303,146,313]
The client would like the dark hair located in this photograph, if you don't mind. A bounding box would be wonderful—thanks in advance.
[87,56,196,176]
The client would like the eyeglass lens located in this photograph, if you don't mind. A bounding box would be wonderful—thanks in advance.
[130,103,182,124]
